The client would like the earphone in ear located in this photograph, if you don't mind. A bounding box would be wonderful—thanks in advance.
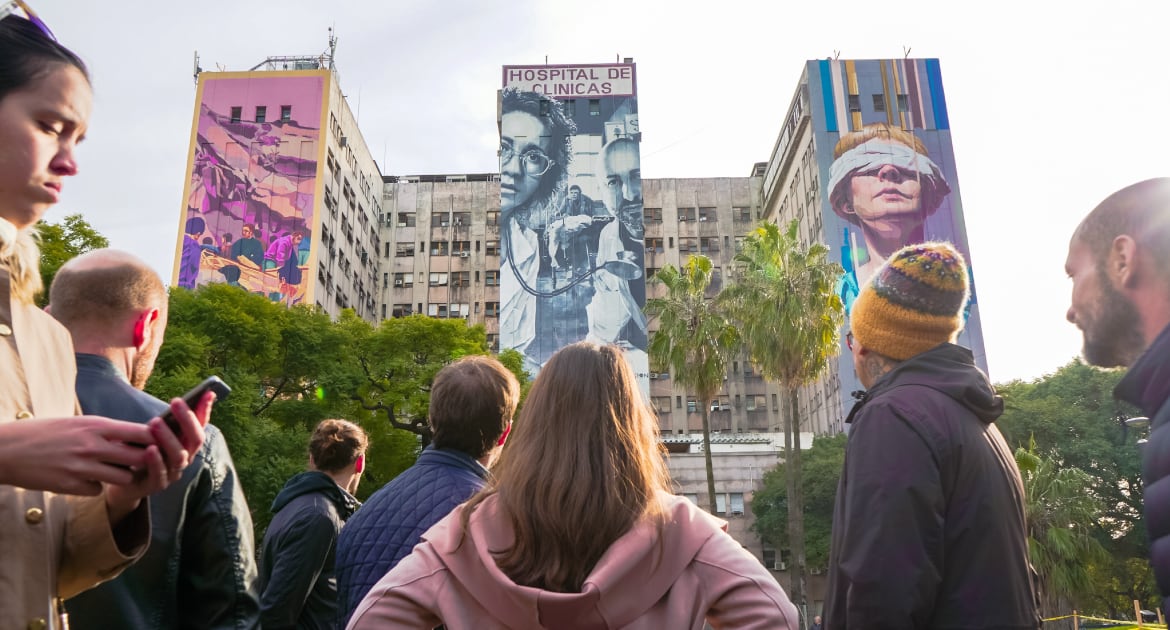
[354,455,365,474]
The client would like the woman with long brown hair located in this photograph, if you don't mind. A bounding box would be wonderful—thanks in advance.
[348,342,798,629]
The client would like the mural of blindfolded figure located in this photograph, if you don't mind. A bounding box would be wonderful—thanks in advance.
[829,123,951,288]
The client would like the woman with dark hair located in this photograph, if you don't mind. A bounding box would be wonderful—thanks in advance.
[349,342,799,629]
[498,89,600,374]
[0,5,210,625]
[260,418,368,629]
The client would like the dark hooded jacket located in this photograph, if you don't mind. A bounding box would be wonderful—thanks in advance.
[259,470,358,630]
[1115,323,1170,612]
[825,343,1039,629]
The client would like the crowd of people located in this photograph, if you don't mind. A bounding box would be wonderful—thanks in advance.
[3,5,1170,630]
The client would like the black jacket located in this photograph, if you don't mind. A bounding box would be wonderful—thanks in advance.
[65,354,260,629]
[825,344,1039,629]
[1116,323,1170,612]
[259,470,358,630]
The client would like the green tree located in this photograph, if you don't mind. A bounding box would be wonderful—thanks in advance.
[752,433,846,571]
[721,219,845,617]
[995,359,1154,617]
[1015,440,1108,621]
[323,313,491,444]
[150,285,418,535]
[645,255,740,511]
[35,213,109,306]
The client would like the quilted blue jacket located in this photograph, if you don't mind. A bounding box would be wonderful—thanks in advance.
[335,446,489,625]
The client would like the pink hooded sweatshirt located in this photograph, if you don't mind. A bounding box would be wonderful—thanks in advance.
[347,492,799,629]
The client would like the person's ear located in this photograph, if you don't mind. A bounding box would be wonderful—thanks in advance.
[1109,235,1139,289]
[132,308,160,350]
[497,421,513,447]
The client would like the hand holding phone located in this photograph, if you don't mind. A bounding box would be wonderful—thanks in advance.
[160,376,231,437]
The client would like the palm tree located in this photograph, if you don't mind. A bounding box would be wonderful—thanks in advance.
[646,255,740,512]
[721,220,845,619]
[1015,439,1107,622]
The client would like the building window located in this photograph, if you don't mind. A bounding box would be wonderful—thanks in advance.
[485,301,500,317]
[393,272,412,287]
[676,395,683,409]
[565,99,577,117]
[588,99,600,116]
[255,106,267,123]
[678,207,696,222]
[486,334,499,352]
[699,237,719,254]
[449,303,469,318]
[646,267,660,280]
[451,271,470,287]
[280,105,292,122]
[395,242,416,257]
[452,212,470,227]
[872,94,886,112]
[452,240,471,255]
[230,106,242,123]
[429,272,448,286]
[683,493,699,505]
[397,212,416,227]
[698,207,716,222]
[430,241,450,256]
[897,93,909,111]
[735,207,752,222]
[715,493,727,515]
[427,303,449,318]
[646,237,664,253]
[431,213,451,228]
[486,211,499,226]
[391,304,412,318]
[644,207,662,223]
[735,236,745,252]
[485,240,500,256]
[686,397,698,413]
[848,94,861,112]
[381,304,386,319]
[652,396,672,413]
[730,492,745,515]
[485,270,500,286]
[678,238,698,253]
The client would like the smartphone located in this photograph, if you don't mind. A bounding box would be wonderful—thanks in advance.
[160,376,231,436]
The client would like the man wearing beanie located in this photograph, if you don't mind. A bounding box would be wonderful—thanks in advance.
[823,242,1039,629]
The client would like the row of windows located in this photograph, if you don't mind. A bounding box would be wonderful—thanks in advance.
[385,270,500,287]
[644,236,746,254]
[389,302,499,318]
[229,105,292,124]
[390,211,501,228]
[680,492,745,516]
[652,394,775,413]
[847,92,911,114]
[390,241,500,258]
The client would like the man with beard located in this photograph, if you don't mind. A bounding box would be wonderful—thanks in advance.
[49,249,260,629]
[588,137,647,352]
[1066,178,1170,611]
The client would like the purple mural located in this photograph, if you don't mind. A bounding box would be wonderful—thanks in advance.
[176,74,324,305]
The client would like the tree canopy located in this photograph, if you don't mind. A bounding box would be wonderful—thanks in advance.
[35,213,109,307]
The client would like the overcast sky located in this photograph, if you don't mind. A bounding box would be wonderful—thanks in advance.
[41,0,1167,383]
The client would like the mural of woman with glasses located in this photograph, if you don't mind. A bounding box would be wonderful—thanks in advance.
[498,88,599,374]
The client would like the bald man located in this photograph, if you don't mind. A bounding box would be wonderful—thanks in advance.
[49,249,261,629]
[1065,178,1170,611]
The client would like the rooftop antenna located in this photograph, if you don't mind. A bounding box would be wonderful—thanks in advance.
[545,54,548,64]
[193,51,202,84]
[833,49,841,60]
[327,26,337,70]
[903,45,912,58]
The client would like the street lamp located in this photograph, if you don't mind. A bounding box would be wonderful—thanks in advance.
[1126,416,1151,445]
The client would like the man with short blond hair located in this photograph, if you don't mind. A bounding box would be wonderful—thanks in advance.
[335,355,520,626]
[51,249,260,629]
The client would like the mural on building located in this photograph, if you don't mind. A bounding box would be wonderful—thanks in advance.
[174,73,324,305]
[808,58,987,406]
[498,64,648,383]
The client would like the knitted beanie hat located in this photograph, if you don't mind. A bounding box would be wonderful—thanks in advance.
[850,242,969,361]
